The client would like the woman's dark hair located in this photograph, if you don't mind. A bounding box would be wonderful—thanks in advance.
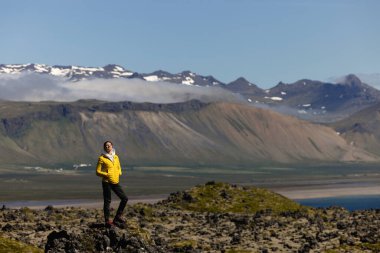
[103,141,113,151]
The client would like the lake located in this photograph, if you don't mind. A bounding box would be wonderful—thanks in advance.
[297,195,380,211]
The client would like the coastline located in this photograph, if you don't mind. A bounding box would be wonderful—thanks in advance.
[274,185,380,199]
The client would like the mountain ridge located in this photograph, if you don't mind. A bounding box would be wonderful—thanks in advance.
[2,63,380,123]
[332,102,380,158]
[0,99,377,166]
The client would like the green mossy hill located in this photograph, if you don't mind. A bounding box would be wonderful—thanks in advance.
[0,236,43,253]
[159,181,306,214]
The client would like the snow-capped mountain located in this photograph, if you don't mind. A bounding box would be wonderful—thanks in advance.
[260,74,380,122]
[0,63,134,81]
[2,63,380,122]
[0,63,223,86]
[141,70,223,87]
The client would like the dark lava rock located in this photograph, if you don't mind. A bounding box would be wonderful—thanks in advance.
[182,192,194,203]
[298,242,311,253]
[337,221,348,229]
[220,190,229,199]
[44,205,54,212]
[231,216,250,228]
[206,213,220,225]
[2,223,13,231]
[3,212,17,222]
[230,233,241,244]
[303,234,317,248]
[45,230,81,253]
[107,227,124,247]
[36,222,51,232]
[88,222,105,229]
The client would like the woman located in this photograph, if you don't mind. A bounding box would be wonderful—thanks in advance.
[96,141,128,227]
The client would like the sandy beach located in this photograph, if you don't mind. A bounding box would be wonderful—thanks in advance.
[275,185,380,199]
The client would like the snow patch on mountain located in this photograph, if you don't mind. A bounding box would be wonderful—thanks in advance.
[265,96,283,101]
[0,64,133,82]
[0,64,226,88]
[182,77,195,85]
[144,75,160,82]
[50,67,71,76]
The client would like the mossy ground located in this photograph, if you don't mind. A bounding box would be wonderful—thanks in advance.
[0,236,43,253]
[169,240,198,250]
[225,250,254,253]
[361,243,380,252]
[323,243,380,253]
[166,181,307,214]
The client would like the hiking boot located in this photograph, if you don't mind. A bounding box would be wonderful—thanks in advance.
[105,220,115,228]
[113,215,126,224]
[113,216,127,228]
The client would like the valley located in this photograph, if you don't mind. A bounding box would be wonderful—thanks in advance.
[1,163,380,207]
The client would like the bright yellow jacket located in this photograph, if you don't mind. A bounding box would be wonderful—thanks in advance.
[96,154,122,184]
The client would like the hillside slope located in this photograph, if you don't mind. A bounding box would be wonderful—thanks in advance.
[332,102,380,157]
[0,100,376,166]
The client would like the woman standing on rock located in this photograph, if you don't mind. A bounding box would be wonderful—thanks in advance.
[96,141,128,227]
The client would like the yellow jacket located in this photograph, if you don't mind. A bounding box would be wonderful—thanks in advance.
[96,154,122,184]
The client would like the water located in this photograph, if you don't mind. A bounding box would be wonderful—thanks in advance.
[2,195,380,211]
[297,195,380,211]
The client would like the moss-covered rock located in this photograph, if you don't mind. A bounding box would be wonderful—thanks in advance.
[0,236,43,253]
[361,242,380,252]
[169,239,197,251]
[160,181,306,214]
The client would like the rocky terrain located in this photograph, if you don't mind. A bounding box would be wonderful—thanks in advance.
[1,182,380,252]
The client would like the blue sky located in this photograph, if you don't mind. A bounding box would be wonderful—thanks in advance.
[1,0,379,88]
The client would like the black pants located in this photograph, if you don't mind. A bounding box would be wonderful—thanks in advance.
[102,181,128,222]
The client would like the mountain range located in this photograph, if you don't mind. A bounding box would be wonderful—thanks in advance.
[1,63,380,165]
[262,74,380,122]
[1,63,379,122]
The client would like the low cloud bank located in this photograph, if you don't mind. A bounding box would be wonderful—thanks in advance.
[0,73,244,103]
[0,73,70,101]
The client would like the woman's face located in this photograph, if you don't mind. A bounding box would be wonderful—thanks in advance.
[104,142,113,153]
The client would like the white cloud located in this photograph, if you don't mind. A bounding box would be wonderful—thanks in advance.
[0,73,70,101]
[0,73,244,103]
